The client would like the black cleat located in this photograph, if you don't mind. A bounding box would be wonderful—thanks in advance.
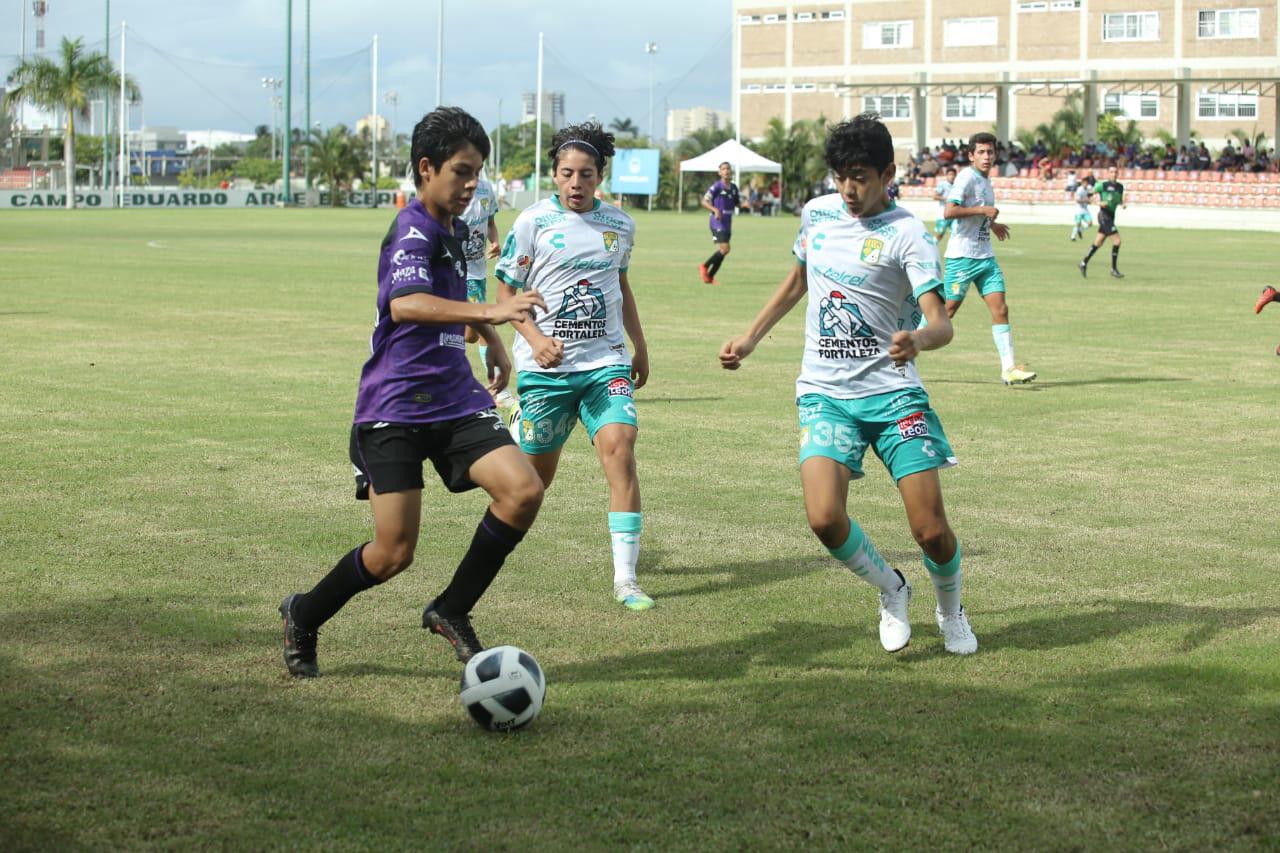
[423,602,484,663]
[1079,260,1088,278]
[279,593,319,678]
[1110,269,1125,279]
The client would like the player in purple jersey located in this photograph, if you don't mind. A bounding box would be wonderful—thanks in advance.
[278,108,547,677]
[699,161,748,284]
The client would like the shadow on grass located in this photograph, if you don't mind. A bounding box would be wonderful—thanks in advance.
[635,396,726,405]
[0,593,1276,848]
[930,376,1189,388]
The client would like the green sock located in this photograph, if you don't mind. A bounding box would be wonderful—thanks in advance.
[923,544,962,616]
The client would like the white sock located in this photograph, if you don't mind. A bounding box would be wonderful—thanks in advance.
[992,323,1015,371]
[608,512,642,587]
[827,519,902,593]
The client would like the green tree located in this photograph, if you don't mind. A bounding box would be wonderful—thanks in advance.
[609,117,639,138]
[233,156,280,187]
[752,117,827,211]
[3,36,139,208]
[304,124,362,206]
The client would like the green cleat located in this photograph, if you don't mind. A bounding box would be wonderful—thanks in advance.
[614,582,655,611]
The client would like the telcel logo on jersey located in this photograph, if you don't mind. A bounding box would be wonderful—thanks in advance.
[557,258,612,272]
[896,412,929,440]
[814,266,867,289]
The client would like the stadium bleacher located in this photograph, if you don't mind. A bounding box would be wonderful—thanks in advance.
[899,168,1280,209]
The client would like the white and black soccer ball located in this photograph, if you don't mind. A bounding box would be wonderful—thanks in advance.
[459,645,545,732]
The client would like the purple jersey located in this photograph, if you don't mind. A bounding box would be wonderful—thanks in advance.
[352,199,492,425]
[704,179,741,229]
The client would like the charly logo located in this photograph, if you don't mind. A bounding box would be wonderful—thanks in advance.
[818,290,873,338]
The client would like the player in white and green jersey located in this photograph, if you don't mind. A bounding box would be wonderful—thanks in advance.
[460,174,501,375]
[720,114,976,655]
[933,165,957,239]
[1070,177,1094,242]
[943,132,1036,385]
[495,121,654,612]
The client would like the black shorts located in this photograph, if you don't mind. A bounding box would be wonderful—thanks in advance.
[711,222,732,243]
[348,409,514,499]
[1098,209,1118,236]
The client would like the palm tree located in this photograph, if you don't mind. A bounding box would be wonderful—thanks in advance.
[3,37,138,208]
[609,117,639,138]
[304,124,362,207]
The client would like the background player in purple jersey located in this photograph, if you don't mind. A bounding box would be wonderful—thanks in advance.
[699,161,748,284]
[278,108,547,677]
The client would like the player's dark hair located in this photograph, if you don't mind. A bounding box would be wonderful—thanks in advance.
[824,113,895,174]
[410,107,491,188]
[969,131,998,150]
[549,121,615,172]
[719,161,731,169]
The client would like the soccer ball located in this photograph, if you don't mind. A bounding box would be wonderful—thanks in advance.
[459,645,546,732]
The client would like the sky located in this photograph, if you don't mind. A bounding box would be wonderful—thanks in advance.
[1,0,732,137]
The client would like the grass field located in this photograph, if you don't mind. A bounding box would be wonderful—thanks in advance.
[1,206,1277,849]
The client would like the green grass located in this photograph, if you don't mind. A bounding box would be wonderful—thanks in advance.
[1,208,1277,849]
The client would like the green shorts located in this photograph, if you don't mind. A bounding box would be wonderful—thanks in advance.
[944,256,1006,302]
[515,365,637,453]
[466,278,487,304]
[797,389,957,482]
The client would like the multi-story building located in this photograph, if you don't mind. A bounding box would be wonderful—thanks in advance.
[521,91,566,131]
[667,106,734,141]
[733,0,1279,151]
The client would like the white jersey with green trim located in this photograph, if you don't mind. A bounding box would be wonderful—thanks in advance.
[460,179,499,281]
[494,197,635,374]
[945,166,995,260]
[792,194,944,400]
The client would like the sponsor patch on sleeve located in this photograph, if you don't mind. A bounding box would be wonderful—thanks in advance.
[607,377,633,397]
[896,412,929,440]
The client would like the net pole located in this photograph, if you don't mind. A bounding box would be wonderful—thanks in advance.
[304,0,311,193]
[118,20,127,207]
[103,1,111,190]
[371,34,379,208]
[282,0,293,204]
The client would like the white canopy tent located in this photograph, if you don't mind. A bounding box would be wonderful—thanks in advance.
[678,139,781,212]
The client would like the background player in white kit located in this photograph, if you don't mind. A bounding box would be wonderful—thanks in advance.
[942,132,1037,386]
[1070,175,1094,242]
[933,165,957,240]
[720,114,977,655]
[495,121,655,612]
[459,173,501,378]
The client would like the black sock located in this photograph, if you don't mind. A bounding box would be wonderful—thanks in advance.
[1084,244,1100,262]
[1111,245,1121,270]
[433,509,526,617]
[705,250,724,276]
[293,543,380,631]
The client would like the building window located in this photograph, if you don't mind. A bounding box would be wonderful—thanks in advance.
[1018,3,1048,12]
[794,11,814,23]
[1197,8,1259,38]
[738,15,761,25]
[763,83,788,92]
[943,17,999,47]
[1197,90,1258,118]
[863,94,912,119]
[862,20,914,48]
[944,94,998,120]
[763,13,787,23]
[1050,0,1081,8]
[1103,91,1159,119]
[742,84,762,93]
[1102,12,1159,41]
[821,10,845,20]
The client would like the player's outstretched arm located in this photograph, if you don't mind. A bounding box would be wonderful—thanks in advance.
[497,282,564,369]
[889,290,953,365]
[472,322,513,395]
[720,263,807,370]
[390,290,545,326]
[618,271,649,389]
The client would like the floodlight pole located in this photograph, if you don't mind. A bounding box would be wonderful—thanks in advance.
[371,34,379,209]
[534,32,543,204]
[282,0,293,206]
[103,0,111,190]
[304,0,311,193]
[645,42,658,144]
[435,0,444,107]
[118,20,127,207]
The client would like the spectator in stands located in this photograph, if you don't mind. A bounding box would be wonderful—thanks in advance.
[1174,146,1190,171]
[1217,142,1237,172]
[1196,143,1212,170]
[919,152,940,178]
[1241,139,1256,167]
[1032,139,1047,159]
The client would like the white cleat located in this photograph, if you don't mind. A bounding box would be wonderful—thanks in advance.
[878,577,912,652]
[1001,366,1037,385]
[936,607,978,655]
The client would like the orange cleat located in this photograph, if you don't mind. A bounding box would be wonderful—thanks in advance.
[1254,285,1279,314]
[698,263,712,284]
